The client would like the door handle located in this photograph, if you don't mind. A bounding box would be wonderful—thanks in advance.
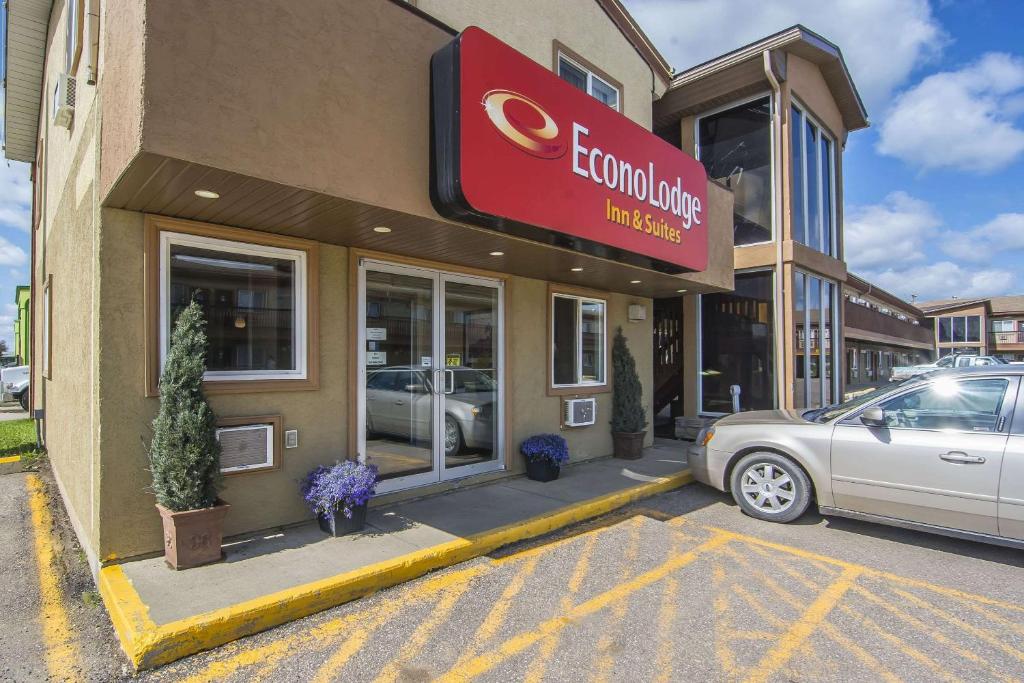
[939,451,986,464]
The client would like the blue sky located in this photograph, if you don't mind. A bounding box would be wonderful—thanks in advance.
[0,2,1022,350]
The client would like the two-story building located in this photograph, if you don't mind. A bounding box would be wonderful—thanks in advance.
[6,0,740,568]
[921,295,1024,362]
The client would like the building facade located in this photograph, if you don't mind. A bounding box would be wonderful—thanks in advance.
[6,0,741,567]
[842,274,933,392]
[921,296,1024,362]
[13,285,30,365]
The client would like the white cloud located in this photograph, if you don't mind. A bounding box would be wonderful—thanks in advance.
[844,191,941,270]
[940,212,1024,262]
[622,0,946,111]
[860,261,1016,302]
[877,52,1024,172]
[0,236,27,267]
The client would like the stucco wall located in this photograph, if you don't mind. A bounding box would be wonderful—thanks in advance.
[95,211,654,560]
[98,0,145,199]
[416,0,666,128]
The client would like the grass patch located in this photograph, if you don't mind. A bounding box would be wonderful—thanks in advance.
[0,418,37,456]
[82,590,102,609]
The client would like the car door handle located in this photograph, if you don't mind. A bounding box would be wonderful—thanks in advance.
[939,451,986,464]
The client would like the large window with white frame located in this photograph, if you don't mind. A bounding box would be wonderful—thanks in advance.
[551,293,606,388]
[794,270,839,409]
[160,232,308,381]
[696,96,773,246]
[557,53,619,111]
[791,103,836,256]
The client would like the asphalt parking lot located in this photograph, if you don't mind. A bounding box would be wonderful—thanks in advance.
[139,483,1024,682]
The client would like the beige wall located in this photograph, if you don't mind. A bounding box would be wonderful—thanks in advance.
[416,0,667,129]
[93,210,654,560]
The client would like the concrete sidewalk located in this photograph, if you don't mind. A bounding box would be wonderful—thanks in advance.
[100,441,692,670]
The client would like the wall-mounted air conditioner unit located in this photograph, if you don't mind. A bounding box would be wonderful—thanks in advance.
[217,423,274,473]
[52,73,76,129]
[564,397,597,427]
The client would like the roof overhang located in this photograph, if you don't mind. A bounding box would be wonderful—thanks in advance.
[3,0,52,163]
[655,25,869,133]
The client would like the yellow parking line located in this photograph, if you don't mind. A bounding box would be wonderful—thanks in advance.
[444,533,731,682]
[26,474,83,683]
[372,576,474,683]
[171,564,489,683]
[742,565,864,683]
[592,517,643,681]
[305,597,415,683]
[712,562,739,676]
[652,576,681,683]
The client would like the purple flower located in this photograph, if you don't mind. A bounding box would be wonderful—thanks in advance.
[301,461,379,519]
[519,434,569,466]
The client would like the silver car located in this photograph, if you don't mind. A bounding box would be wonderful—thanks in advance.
[688,367,1024,549]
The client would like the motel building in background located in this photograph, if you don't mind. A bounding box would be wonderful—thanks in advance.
[5,0,901,571]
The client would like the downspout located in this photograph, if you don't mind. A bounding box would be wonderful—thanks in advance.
[763,50,786,408]
[83,0,99,85]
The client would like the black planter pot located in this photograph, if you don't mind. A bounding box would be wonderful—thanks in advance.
[525,458,561,482]
[317,503,368,537]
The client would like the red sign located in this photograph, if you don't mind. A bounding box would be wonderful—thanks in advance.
[432,27,708,273]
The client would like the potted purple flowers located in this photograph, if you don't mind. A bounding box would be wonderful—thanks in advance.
[520,434,570,482]
[302,461,379,536]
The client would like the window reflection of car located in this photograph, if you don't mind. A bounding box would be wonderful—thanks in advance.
[365,366,495,457]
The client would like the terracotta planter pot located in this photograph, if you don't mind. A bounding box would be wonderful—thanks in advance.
[156,500,230,570]
[612,431,646,460]
[525,458,561,482]
[317,503,368,537]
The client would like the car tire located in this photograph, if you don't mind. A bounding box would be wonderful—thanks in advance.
[18,392,28,412]
[730,452,812,523]
[444,414,463,458]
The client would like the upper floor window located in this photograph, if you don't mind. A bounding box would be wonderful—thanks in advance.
[791,104,835,257]
[937,315,981,344]
[558,53,619,111]
[992,320,1019,333]
[697,96,773,246]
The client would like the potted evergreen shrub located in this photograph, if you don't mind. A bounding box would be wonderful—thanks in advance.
[611,327,648,460]
[302,461,379,536]
[149,301,229,570]
[520,434,569,482]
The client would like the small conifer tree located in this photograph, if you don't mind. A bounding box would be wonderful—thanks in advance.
[149,300,222,511]
[611,327,647,434]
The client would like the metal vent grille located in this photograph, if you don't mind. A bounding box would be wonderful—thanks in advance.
[64,74,77,108]
[217,424,273,473]
[564,398,597,427]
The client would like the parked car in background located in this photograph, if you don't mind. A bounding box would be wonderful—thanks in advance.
[889,354,1005,382]
[688,367,1024,549]
[1,364,29,411]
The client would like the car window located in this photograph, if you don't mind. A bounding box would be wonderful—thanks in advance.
[936,356,954,368]
[878,377,1009,432]
[366,371,395,390]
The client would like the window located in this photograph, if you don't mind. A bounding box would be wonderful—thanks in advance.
[878,378,1009,432]
[557,53,619,110]
[697,96,773,245]
[992,320,1016,333]
[791,104,835,256]
[936,315,982,343]
[794,271,839,410]
[700,271,775,413]
[551,293,606,388]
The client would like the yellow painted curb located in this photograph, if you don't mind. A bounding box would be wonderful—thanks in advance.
[0,455,22,465]
[0,455,23,475]
[99,468,693,670]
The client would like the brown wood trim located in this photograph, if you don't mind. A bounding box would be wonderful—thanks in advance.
[546,283,611,397]
[42,274,52,381]
[217,414,284,476]
[143,215,321,397]
[552,40,625,111]
[347,249,359,461]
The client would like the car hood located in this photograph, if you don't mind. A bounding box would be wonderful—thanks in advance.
[715,409,810,427]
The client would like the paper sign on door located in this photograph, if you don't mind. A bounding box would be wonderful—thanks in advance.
[366,351,387,366]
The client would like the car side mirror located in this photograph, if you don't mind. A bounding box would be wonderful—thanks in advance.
[860,406,886,428]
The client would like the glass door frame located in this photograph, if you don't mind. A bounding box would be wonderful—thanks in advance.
[356,258,505,494]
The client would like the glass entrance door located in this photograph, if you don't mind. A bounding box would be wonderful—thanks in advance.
[358,260,503,493]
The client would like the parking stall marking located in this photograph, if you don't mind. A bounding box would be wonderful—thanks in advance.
[591,516,644,682]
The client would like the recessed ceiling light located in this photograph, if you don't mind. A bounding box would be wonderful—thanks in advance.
[194,189,219,199]
[630,279,642,284]
[677,289,687,293]
[570,267,584,272]
[372,226,392,234]
[489,251,504,256]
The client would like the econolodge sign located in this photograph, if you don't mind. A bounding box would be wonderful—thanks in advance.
[431,27,709,274]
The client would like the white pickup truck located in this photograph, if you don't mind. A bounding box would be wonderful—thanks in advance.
[889,354,1006,382]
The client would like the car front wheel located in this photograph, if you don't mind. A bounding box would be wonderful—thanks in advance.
[18,392,28,412]
[730,452,811,523]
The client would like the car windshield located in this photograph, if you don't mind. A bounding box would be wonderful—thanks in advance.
[805,375,928,423]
